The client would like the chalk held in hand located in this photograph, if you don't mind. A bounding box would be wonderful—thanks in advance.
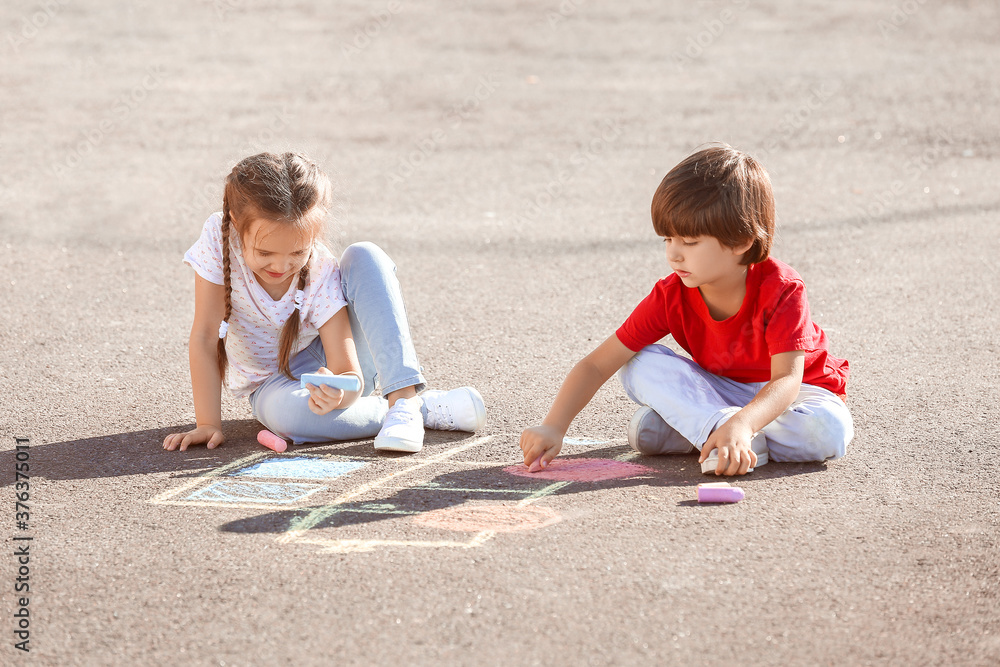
[527,459,548,473]
[257,429,288,453]
[300,372,362,392]
[697,482,745,503]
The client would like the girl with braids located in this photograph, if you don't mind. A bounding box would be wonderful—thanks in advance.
[163,152,486,453]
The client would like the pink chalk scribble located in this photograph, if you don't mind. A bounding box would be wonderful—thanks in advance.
[504,458,654,482]
[413,505,561,533]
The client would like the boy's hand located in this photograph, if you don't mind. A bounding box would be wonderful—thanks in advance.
[699,417,758,476]
[163,425,225,451]
[519,425,564,472]
[305,367,346,415]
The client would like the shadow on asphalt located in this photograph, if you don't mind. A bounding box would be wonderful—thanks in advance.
[218,446,828,535]
[0,419,393,486]
[1,429,826,531]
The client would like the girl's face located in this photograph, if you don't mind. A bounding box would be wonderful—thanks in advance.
[662,235,751,291]
[242,218,314,292]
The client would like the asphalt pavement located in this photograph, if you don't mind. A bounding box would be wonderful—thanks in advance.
[1,1,998,665]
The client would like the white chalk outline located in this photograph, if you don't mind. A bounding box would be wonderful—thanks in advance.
[188,479,328,505]
[150,433,636,553]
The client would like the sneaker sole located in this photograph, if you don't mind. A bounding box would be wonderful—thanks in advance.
[373,438,423,453]
[627,407,695,455]
[626,407,654,453]
[464,387,487,432]
[434,387,487,432]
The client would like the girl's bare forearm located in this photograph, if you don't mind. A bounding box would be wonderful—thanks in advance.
[189,337,223,428]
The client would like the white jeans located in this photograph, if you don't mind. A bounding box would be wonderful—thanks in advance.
[618,345,853,462]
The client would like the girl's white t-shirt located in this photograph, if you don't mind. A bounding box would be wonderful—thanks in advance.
[183,212,348,398]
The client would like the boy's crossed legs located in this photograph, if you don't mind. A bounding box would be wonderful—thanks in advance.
[618,344,853,467]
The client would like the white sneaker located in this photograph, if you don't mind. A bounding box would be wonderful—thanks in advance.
[701,432,769,475]
[421,388,487,432]
[374,397,424,453]
[627,407,696,455]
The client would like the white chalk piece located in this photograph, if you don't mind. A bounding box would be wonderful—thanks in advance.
[562,437,611,446]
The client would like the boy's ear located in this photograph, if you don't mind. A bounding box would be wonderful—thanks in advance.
[733,239,754,257]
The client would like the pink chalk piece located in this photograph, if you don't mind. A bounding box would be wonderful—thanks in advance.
[414,505,561,533]
[697,482,745,503]
[504,458,654,483]
[257,429,287,453]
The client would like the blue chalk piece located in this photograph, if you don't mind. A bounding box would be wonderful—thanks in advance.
[187,480,325,504]
[300,373,362,392]
[231,457,365,480]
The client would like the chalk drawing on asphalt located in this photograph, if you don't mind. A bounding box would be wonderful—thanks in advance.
[233,457,365,480]
[151,435,649,553]
[504,458,654,483]
[149,452,357,511]
[562,437,613,446]
[187,480,326,504]
[413,505,561,533]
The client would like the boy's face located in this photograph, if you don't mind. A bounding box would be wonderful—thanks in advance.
[662,235,751,290]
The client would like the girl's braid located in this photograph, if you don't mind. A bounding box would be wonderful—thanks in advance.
[216,202,235,381]
[276,252,311,380]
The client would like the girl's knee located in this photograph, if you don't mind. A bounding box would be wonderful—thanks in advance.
[253,388,309,437]
[340,242,393,273]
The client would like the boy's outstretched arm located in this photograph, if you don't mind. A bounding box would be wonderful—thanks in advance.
[520,335,636,470]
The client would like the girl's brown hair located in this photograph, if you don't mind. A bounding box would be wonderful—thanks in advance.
[217,152,333,381]
[650,143,775,265]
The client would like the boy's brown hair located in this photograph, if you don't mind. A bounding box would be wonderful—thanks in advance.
[651,143,775,265]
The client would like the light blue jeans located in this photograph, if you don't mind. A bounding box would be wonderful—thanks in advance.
[619,344,853,462]
[248,243,427,444]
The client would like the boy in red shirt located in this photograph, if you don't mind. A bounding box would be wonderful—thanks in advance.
[520,144,853,476]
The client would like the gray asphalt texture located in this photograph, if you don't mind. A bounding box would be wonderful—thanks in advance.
[2,1,999,665]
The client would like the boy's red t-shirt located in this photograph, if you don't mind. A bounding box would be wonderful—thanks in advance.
[615,257,849,395]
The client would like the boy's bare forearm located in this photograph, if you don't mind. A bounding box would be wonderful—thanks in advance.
[731,374,800,433]
[189,337,223,428]
[540,358,612,435]
[540,336,637,434]
[521,335,635,467]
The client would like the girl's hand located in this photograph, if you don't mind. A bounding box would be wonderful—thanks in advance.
[163,425,225,452]
[699,417,757,476]
[305,367,346,416]
[519,424,564,472]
